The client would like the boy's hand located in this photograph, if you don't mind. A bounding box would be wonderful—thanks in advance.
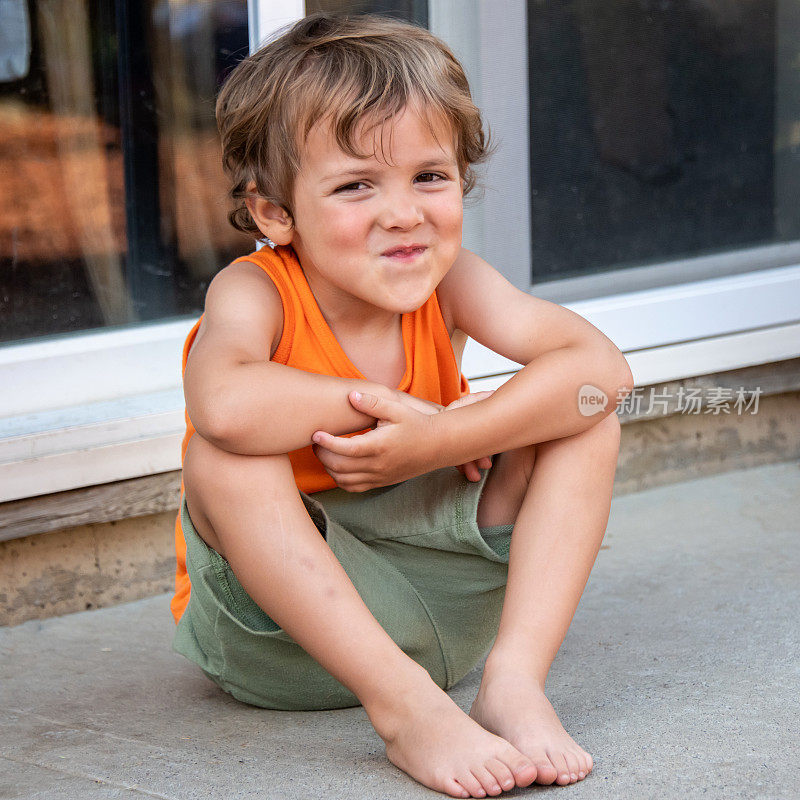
[384,389,443,417]
[389,390,494,481]
[311,390,495,491]
[311,392,438,491]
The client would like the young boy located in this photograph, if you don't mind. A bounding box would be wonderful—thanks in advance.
[170,12,633,799]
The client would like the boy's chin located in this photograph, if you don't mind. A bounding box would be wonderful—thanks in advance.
[383,291,433,315]
[388,278,447,313]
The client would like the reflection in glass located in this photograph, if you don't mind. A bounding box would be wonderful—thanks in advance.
[528,0,797,282]
[306,0,428,27]
[0,0,251,344]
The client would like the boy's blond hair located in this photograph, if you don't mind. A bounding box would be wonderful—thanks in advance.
[217,12,493,238]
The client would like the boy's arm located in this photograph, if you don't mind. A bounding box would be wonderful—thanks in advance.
[312,249,634,487]
[183,260,405,456]
[429,247,634,461]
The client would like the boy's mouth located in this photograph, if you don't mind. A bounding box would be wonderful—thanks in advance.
[381,244,428,258]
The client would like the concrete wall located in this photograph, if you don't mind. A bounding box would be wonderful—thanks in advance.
[1,512,175,627]
[615,391,799,494]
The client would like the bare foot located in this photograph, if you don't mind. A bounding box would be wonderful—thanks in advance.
[468,670,594,786]
[366,674,539,797]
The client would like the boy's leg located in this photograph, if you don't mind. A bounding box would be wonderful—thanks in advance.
[470,412,622,786]
[182,434,539,798]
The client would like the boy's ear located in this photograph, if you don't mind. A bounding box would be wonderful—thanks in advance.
[244,183,294,246]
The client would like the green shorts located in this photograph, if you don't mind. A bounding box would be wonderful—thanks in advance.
[172,466,513,711]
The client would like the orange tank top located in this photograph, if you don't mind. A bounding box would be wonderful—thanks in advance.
[170,245,468,623]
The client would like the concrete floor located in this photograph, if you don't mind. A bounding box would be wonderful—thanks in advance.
[1,460,798,800]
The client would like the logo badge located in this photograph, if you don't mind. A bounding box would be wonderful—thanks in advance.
[578,384,608,416]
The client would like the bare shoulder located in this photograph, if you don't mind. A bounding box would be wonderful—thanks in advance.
[192,258,285,363]
[438,247,509,303]
[437,248,620,365]
[436,247,520,338]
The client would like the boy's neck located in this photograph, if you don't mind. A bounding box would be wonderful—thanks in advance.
[321,299,402,347]
[302,267,407,387]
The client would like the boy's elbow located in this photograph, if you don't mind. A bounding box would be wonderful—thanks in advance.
[188,392,292,455]
[188,392,244,452]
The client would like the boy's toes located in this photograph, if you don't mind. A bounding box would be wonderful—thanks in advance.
[455,769,486,797]
[483,759,516,793]
[527,751,558,785]
[504,752,538,787]
[470,765,506,796]
[546,750,573,786]
[575,750,592,779]
[470,767,502,796]
[564,751,583,783]
[443,776,471,799]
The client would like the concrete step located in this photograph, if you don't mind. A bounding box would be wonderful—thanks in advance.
[1,460,798,799]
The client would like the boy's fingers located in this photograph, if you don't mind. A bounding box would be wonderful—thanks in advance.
[348,391,403,422]
[398,393,443,415]
[463,461,481,482]
[326,470,374,492]
[312,430,376,457]
[312,443,345,472]
[445,390,495,411]
[457,457,492,481]
[469,390,496,402]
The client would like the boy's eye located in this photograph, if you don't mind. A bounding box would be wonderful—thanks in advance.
[416,172,446,183]
[334,173,449,193]
[336,182,367,192]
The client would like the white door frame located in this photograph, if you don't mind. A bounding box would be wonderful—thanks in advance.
[2,0,798,503]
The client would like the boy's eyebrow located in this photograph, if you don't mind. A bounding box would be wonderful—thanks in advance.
[322,158,457,182]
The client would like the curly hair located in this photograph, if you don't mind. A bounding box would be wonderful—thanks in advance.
[216,12,494,238]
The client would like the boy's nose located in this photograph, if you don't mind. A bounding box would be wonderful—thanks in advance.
[379,194,424,230]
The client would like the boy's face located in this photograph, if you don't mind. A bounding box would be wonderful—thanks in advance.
[288,104,463,319]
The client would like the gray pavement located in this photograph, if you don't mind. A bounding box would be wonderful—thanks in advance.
[1,461,798,800]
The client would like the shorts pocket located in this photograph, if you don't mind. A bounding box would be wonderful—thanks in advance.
[199,561,293,641]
